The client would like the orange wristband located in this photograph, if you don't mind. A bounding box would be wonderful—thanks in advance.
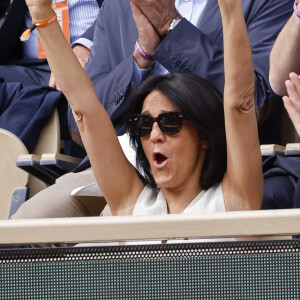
[20,11,57,42]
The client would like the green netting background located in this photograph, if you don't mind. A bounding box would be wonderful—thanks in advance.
[0,240,299,299]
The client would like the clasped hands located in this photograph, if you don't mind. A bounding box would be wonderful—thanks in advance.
[130,0,181,69]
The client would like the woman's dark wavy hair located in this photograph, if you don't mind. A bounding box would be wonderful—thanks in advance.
[126,73,227,190]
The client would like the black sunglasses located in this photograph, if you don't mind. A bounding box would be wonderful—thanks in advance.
[127,111,186,137]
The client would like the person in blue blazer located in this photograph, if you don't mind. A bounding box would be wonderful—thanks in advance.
[76,0,291,143]
[69,0,293,170]
[12,0,294,219]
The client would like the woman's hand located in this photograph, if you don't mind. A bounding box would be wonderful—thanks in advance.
[25,0,53,20]
[25,0,52,8]
[283,73,300,137]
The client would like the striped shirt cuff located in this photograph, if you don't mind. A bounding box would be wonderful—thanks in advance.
[72,38,94,50]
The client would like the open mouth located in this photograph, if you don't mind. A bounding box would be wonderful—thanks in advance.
[153,152,168,168]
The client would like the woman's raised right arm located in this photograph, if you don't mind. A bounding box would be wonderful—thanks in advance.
[25,1,145,215]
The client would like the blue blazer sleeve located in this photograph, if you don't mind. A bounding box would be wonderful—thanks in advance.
[154,0,293,121]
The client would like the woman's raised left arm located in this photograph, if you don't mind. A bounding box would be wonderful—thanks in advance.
[219,0,263,211]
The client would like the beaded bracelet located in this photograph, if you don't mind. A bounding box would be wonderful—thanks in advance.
[294,0,300,18]
[20,11,57,42]
[135,40,154,61]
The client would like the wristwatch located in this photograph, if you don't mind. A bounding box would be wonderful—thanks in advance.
[168,18,182,34]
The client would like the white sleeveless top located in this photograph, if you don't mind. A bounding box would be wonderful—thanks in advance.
[134,182,225,215]
[78,182,235,247]
[101,181,226,216]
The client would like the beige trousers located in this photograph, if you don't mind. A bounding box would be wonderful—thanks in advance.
[11,168,106,219]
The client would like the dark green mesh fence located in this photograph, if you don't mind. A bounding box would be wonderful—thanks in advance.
[1,240,300,299]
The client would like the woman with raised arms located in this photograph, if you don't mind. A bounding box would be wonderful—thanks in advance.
[24,0,262,219]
